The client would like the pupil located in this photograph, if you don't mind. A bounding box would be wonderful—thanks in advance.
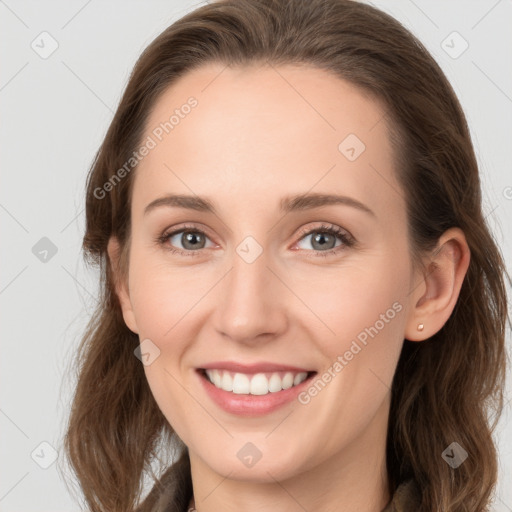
[313,232,333,250]
[184,232,203,249]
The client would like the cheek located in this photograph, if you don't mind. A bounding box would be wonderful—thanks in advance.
[142,361,198,449]
[127,249,194,338]
[131,263,201,438]
[298,258,408,352]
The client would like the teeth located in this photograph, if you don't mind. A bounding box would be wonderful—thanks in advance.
[250,373,269,395]
[282,373,294,389]
[268,373,282,392]
[204,369,309,395]
[212,369,222,388]
[221,371,233,392]
[293,373,306,386]
[232,373,250,394]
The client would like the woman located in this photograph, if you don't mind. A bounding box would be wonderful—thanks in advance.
[62,1,509,511]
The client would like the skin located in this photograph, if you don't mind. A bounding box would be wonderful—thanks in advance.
[108,63,470,512]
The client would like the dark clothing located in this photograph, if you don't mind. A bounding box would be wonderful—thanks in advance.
[382,479,421,511]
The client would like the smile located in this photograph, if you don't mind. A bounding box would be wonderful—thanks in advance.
[196,366,317,416]
[202,369,312,395]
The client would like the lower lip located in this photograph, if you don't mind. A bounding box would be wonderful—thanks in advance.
[197,370,316,417]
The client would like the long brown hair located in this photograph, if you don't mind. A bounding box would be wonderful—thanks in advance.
[61,1,510,510]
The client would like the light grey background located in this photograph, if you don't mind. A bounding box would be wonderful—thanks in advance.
[1,0,511,510]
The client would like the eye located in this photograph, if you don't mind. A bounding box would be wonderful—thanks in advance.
[156,222,355,258]
[294,223,355,257]
[157,224,216,257]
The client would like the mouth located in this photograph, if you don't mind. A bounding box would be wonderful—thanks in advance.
[197,368,317,396]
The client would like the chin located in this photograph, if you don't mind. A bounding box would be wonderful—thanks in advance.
[199,447,307,483]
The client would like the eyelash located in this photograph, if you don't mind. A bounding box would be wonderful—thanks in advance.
[156,223,355,258]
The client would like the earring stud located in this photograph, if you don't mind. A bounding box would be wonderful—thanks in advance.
[417,323,424,331]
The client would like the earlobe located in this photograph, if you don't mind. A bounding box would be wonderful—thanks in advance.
[405,228,470,342]
[107,236,139,334]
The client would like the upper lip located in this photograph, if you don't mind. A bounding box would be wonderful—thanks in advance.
[199,361,314,374]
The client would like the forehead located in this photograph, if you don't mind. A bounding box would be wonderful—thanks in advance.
[132,63,403,223]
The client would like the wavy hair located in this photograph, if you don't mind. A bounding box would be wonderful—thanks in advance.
[61,1,510,511]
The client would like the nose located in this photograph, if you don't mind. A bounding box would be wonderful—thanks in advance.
[212,243,288,345]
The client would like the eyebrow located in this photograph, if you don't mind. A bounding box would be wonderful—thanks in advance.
[143,192,375,217]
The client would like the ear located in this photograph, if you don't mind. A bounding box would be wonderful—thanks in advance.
[107,236,139,334]
[404,227,470,342]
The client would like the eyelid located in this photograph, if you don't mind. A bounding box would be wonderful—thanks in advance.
[294,223,353,243]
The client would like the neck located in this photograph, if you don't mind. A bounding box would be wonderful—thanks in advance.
[188,396,391,512]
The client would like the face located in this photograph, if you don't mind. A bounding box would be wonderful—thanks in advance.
[112,63,417,483]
